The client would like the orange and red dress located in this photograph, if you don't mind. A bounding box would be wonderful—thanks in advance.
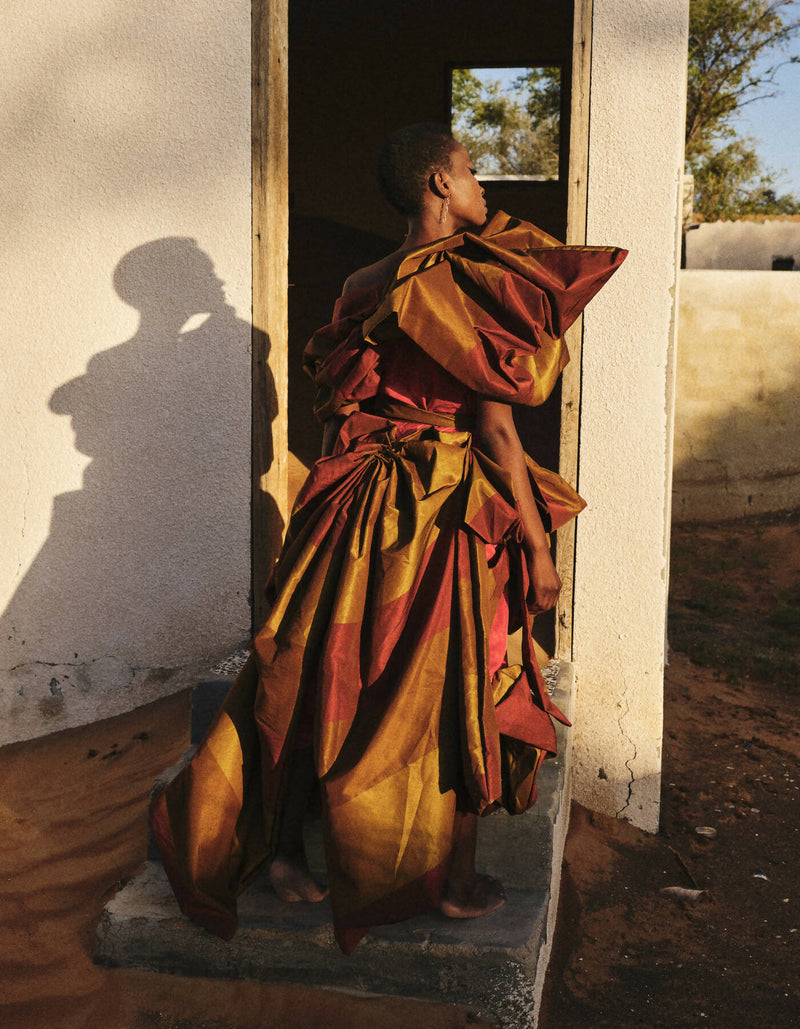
[150,213,626,953]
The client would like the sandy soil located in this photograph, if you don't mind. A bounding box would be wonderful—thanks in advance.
[1,512,797,1028]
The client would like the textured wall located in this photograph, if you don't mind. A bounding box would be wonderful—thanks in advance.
[686,220,800,270]
[1,2,252,745]
[571,0,688,832]
[673,271,800,521]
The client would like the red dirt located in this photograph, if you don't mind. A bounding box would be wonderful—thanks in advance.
[0,693,490,1029]
[541,514,800,1028]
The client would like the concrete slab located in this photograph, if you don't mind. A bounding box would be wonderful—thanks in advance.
[95,662,575,1029]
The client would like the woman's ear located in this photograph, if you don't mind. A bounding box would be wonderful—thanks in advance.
[430,169,450,199]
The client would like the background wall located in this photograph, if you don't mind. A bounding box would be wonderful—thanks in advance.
[570,0,688,832]
[686,219,800,270]
[1,1,252,745]
[673,271,800,522]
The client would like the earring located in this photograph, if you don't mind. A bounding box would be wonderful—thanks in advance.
[439,193,451,224]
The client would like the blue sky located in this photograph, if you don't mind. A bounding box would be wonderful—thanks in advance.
[729,48,800,196]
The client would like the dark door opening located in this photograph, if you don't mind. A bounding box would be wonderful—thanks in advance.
[286,0,578,656]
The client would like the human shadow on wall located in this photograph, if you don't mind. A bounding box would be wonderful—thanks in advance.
[1,239,272,733]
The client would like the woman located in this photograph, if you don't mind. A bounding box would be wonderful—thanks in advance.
[151,123,626,954]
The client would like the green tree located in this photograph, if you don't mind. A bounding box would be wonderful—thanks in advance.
[687,0,800,219]
[451,67,561,179]
[690,139,800,218]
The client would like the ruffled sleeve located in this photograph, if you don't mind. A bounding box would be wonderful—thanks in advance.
[303,283,386,421]
[362,211,627,407]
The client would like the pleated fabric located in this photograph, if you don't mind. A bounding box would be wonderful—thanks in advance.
[151,214,627,953]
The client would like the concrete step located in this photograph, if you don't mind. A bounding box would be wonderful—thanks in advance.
[94,661,574,1029]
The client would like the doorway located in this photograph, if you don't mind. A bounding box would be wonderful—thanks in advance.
[254,0,590,653]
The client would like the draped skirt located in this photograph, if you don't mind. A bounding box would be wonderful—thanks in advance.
[150,413,567,953]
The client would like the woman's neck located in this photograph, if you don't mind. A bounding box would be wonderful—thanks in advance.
[401,208,464,251]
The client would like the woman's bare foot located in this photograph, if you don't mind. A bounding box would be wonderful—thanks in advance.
[439,874,505,918]
[269,855,328,903]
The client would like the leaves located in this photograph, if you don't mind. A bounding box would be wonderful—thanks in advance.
[687,0,800,219]
[689,137,800,218]
[451,67,561,179]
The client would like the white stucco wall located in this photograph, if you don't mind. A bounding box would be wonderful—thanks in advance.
[673,271,800,521]
[686,220,800,270]
[1,1,252,745]
[571,0,688,831]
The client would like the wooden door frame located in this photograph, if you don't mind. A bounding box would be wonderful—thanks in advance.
[556,0,592,660]
[252,0,289,629]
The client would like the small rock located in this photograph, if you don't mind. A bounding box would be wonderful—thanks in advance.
[661,886,705,902]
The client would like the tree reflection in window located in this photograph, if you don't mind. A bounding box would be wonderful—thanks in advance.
[450,67,561,180]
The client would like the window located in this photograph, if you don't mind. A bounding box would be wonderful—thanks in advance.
[450,66,562,181]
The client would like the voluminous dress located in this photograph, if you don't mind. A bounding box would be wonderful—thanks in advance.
[150,212,627,954]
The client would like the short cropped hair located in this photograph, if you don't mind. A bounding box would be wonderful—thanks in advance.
[376,123,458,217]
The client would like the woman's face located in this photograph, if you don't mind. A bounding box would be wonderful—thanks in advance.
[444,143,487,229]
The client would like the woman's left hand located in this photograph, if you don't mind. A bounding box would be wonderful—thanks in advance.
[527,547,562,615]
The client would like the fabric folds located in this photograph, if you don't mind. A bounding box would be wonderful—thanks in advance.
[151,214,626,954]
[306,211,627,420]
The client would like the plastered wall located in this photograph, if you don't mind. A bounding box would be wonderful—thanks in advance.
[1,1,252,745]
[673,271,800,521]
[571,0,688,832]
[686,220,800,270]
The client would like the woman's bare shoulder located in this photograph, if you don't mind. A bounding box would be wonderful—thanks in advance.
[342,250,405,296]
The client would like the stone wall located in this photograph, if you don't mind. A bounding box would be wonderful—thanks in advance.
[1,1,252,745]
[673,270,800,522]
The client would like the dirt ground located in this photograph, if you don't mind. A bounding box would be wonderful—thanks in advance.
[542,510,800,1028]
[1,511,798,1028]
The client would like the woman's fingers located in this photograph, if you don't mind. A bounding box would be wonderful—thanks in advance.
[527,551,562,614]
[526,581,561,615]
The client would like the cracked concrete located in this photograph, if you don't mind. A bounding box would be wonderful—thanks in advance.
[571,658,663,834]
[567,0,686,835]
[0,657,207,746]
[614,692,637,818]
